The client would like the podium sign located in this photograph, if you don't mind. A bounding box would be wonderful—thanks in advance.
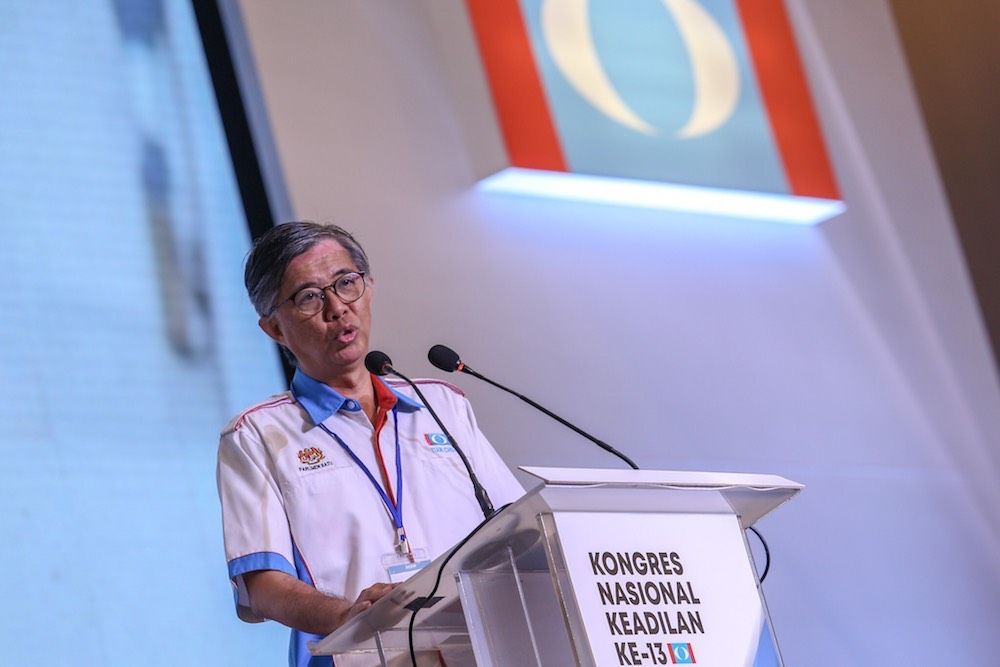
[553,512,766,666]
[311,467,801,667]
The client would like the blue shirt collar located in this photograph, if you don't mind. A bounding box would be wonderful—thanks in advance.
[290,368,423,426]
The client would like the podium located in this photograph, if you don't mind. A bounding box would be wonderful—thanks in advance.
[311,467,802,666]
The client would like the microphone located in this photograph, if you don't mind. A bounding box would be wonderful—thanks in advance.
[427,344,639,470]
[365,350,393,376]
[426,347,778,582]
[365,350,496,519]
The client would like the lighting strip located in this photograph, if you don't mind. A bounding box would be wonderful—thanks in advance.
[477,168,845,226]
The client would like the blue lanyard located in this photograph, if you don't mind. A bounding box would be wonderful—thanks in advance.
[318,408,409,553]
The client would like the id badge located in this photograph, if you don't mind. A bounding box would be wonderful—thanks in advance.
[381,549,431,583]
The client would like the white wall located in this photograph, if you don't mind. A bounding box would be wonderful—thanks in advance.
[228,0,1000,663]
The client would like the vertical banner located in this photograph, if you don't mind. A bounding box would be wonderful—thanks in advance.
[552,512,777,666]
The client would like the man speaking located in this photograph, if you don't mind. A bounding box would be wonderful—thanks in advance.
[216,221,524,666]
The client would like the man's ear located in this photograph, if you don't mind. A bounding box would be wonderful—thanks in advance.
[258,315,285,346]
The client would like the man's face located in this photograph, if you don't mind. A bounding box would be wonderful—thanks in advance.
[258,239,373,385]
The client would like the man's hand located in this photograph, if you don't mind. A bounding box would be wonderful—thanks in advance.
[344,581,396,622]
[243,570,395,636]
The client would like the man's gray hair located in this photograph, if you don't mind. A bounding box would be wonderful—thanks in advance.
[244,221,371,318]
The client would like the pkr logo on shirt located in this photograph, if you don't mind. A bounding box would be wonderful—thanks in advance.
[423,433,456,453]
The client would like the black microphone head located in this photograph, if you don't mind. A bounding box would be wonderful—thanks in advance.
[428,345,461,372]
[365,350,393,376]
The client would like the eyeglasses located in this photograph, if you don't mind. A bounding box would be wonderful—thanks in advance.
[267,272,367,317]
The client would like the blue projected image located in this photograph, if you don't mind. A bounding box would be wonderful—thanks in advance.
[0,2,288,664]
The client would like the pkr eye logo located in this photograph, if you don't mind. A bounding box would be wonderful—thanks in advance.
[424,433,455,452]
[541,0,739,139]
[466,0,840,200]
[668,642,696,664]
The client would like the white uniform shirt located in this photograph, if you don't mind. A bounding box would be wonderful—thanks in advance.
[217,370,524,666]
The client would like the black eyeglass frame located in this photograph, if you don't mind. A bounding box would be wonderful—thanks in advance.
[265,271,367,317]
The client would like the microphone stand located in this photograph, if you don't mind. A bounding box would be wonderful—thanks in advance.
[429,346,776,584]
[459,364,639,471]
[366,351,496,519]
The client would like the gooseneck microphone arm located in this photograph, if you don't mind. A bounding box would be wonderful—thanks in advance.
[365,351,496,519]
[424,345,779,585]
[427,345,640,470]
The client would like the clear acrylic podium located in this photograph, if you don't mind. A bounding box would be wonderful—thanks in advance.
[311,467,802,667]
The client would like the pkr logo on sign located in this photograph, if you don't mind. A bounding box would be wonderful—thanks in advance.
[467,0,838,197]
[668,642,696,664]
